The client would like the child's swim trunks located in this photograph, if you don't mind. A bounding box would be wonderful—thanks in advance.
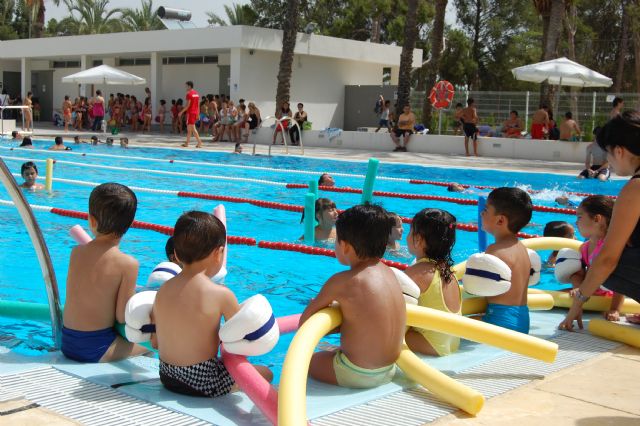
[61,326,116,363]
[332,350,395,389]
[483,303,530,334]
[159,357,235,397]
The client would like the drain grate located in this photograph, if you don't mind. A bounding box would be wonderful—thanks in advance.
[312,331,621,426]
[0,367,210,425]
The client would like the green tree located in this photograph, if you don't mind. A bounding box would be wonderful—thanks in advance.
[275,0,299,112]
[121,0,163,31]
[396,0,419,115]
[206,3,257,26]
[421,0,448,126]
[0,0,18,39]
[438,28,477,86]
[61,0,122,35]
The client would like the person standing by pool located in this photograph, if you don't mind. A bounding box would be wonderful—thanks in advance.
[559,112,582,141]
[461,98,479,156]
[531,104,550,140]
[299,204,405,389]
[23,91,33,132]
[62,95,72,133]
[92,90,105,132]
[179,81,204,148]
[391,104,416,152]
[560,111,640,330]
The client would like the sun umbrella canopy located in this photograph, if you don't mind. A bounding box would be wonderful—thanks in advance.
[61,64,146,85]
[511,57,612,88]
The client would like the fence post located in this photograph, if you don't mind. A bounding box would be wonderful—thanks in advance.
[525,91,530,132]
[591,92,597,132]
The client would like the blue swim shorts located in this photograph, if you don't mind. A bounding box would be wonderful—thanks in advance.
[483,303,530,334]
[61,326,116,363]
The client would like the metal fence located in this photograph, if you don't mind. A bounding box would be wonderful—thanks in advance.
[410,90,640,140]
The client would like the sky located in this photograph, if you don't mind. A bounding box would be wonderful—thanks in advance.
[43,0,250,27]
[45,0,457,29]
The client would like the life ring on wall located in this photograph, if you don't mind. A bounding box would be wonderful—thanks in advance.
[429,80,455,109]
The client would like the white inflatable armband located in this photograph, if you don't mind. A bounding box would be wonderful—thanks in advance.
[391,267,420,305]
[212,266,227,284]
[220,294,279,356]
[463,253,512,297]
[528,249,542,286]
[124,291,157,343]
[147,261,181,287]
[554,248,582,283]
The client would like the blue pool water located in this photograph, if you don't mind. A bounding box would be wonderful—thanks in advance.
[0,139,625,380]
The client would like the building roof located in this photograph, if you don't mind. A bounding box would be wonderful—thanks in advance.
[0,26,422,67]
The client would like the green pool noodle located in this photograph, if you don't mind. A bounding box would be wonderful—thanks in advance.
[308,180,318,199]
[304,192,316,243]
[361,158,380,204]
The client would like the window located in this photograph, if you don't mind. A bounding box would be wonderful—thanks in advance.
[162,56,218,65]
[185,56,203,64]
[203,56,218,64]
[117,58,151,66]
[92,59,103,67]
[52,61,81,68]
[167,57,185,65]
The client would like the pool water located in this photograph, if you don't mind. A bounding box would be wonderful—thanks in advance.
[0,139,624,381]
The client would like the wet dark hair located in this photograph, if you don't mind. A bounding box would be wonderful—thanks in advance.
[335,204,393,259]
[20,137,32,147]
[578,195,614,227]
[173,211,226,264]
[165,237,175,261]
[300,197,336,223]
[318,173,332,185]
[11,130,18,138]
[411,208,457,282]
[88,183,137,238]
[543,221,574,238]
[21,161,37,174]
[487,187,533,233]
[597,111,640,156]
[613,97,623,108]
[55,136,63,145]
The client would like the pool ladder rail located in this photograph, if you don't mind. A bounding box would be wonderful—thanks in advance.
[253,115,304,157]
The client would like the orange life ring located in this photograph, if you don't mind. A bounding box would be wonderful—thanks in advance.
[428,80,455,109]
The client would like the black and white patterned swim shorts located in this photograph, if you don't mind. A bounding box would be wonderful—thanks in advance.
[159,357,235,398]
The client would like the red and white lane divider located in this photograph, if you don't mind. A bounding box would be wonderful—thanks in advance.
[286,183,577,215]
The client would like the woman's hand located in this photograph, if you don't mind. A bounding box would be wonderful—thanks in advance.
[559,299,584,331]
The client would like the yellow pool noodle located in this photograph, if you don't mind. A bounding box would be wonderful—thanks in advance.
[45,158,53,192]
[536,290,640,314]
[407,304,558,363]
[462,293,554,315]
[278,307,484,425]
[395,343,484,415]
[588,318,640,349]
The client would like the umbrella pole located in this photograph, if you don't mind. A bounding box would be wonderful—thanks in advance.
[555,76,563,119]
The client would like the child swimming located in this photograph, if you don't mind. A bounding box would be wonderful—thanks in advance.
[543,221,575,265]
[300,204,405,388]
[19,161,44,190]
[404,208,462,356]
[300,198,338,241]
[560,111,640,330]
[152,211,272,396]
[386,212,403,251]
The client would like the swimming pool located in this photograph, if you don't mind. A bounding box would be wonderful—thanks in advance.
[0,139,625,380]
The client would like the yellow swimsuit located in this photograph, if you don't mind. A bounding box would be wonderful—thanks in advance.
[412,258,462,356]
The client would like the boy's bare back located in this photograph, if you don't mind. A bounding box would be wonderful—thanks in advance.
[310,262,405,368]
[64,239,138,330]
[486,239,531,307]
[153,272,239,366]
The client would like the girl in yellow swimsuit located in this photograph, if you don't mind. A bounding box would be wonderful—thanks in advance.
[404,208,462,356]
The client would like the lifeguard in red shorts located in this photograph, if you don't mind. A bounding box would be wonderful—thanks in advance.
[179,81,204,148]
[531,104,550,140]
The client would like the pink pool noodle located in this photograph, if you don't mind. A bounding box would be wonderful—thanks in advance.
[70,225,92,245]
[213,204,228,272]
[221,314,304,426]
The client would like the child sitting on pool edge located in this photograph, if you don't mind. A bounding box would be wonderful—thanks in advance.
[300,198,338,241]
[299,204,406,389]
[19,161,44,190]
[405,208,462,356]
[62,183,149,363]
[479,187,534,333]
[151,211,272,397]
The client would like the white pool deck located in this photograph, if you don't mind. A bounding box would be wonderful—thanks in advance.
[1,124,638,425]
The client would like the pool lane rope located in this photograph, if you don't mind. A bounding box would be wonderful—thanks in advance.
[0,146,614,200]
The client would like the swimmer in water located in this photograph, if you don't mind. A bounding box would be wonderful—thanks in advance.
[19,161,45,190]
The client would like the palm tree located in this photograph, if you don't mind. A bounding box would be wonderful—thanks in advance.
[24,0,60,38]
[421,0,448,127]
[206,3,257,26]
[121,0,163,32]
[533,0,566,106]
[614,0,630,93]
[62,0,122,35]
[396,0,419,116]
[275,0,299,113]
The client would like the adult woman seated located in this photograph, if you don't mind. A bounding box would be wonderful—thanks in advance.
[560,111,640,331]
[502,110,523,138]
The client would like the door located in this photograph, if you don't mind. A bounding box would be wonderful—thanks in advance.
[218,66,230,97]
[31,71,54,123]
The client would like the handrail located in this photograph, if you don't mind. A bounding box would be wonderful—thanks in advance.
[253,115,304,157]
[0,105,32,136]
[0,158,62,347]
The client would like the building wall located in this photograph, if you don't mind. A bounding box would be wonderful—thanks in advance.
[237,49,385,129]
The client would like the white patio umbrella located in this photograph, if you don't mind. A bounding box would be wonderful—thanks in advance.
[61,64,146,85]
[511,57,612,88]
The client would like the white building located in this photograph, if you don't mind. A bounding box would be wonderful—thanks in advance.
[0,25,421,129]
